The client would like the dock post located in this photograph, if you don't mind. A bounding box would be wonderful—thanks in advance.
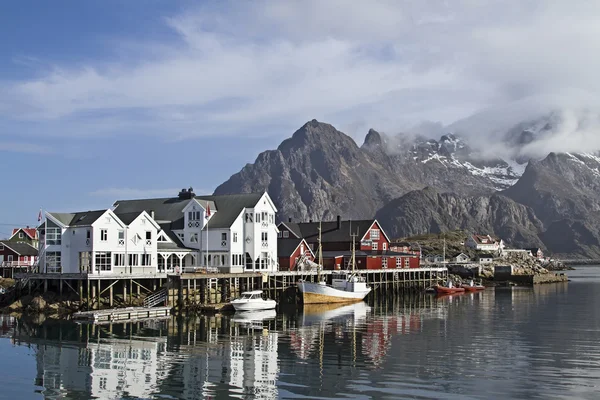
[79,280,83,304]
[129,279,133,305]
[109,284,113,307]
[87,280,91,310]
[97,279,101,309]
[59,279,63,296]
[91,282,97,310]
[123,280,127,306]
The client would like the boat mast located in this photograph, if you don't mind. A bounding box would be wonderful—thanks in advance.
[350,231,357,273]
[318,222,323,281]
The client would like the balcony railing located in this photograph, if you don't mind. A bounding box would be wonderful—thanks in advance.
[0,261,35,268]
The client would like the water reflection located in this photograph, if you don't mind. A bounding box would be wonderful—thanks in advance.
[4,279,600,399]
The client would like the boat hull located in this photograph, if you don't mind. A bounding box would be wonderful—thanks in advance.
[461,285,485,292]
[434,285,465,294]
[298,281,371,304]
[231,300,277,311]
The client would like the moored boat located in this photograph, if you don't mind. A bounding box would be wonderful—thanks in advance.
[433,284,465,294]
[461,280,485,292]
[231,290,277,311]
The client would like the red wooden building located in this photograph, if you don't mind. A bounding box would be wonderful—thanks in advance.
[277,216,420,270]
[0,240,38,278]
[278,238,314,271]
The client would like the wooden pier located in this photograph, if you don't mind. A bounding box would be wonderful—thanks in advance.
[73,306,172,323]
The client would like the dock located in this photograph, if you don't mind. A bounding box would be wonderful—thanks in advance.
[72,306,172,323]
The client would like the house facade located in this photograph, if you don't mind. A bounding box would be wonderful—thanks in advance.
[525,248,544,260]
[477,254,494,264]
[452,253,470,263]
[277,217,420,270]
[0,240,38,278]
[8,227,39,248]
[465,234,505,252]
[37,189,279,276]
[278,238,314,271]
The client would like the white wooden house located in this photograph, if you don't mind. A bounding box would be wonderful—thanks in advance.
[453,253,470,263]
[37,189,279,276]
[465,234,505,252]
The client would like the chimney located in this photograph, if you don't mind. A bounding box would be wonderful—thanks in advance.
[26,225,29,229]
[178,188,193,200]
[288,217,292,223]
[150,210,155,220]
[336,215,341,230]
[188,186,195,196]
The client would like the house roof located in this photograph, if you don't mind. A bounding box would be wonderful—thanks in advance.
[48,212,77,226]
[452,252,469,258]
[113,193,264,231]
[278,238,313,257]
[280,219,379,243]
[68,210,109,227]
[11,228,37,240]
[113,211,144,225]
[197,193,264,229]
[0,241,38,256]
[478,253,494,258]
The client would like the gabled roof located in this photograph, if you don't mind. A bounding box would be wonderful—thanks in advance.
[277,222,301,238]
[278,238,313,257]
[113,197,191,229]
[69,210,109,227]
[283,219,382,243]
[0,241,38,256]
[198,193,264,229]
[47,212,76,226]
[11,228,37,240]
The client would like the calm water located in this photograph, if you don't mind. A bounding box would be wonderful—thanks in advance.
[1,267,600,400]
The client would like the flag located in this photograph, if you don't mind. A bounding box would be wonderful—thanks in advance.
[37,209,42,222]
[205,204,211,219]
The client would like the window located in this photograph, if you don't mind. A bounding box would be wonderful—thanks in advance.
[100,229,108,241]
[283,231,289,238]
[79,252,91,272]
[382,257,388,268]
[256,213,261,223]
[188,211,201,221]
[261,232,268,241]
[46,227,61,245]
[86,230,91,239]
[221,232,227,241]
[95,252,111,271]
[233,232,238,243]
[141,254,151,266]
[404,258,410,268]
[190,233,198,243]
[118,230,124,246]
[396,257,402,268]
[372,242,378,250]
[46,252,61,270]
[128,254,138,266]
[157,234,167,242]
[382,243,387,251]
[145,231,152,245]
[7,255,13,262]
[245,213,253,223]
[176,233,184,242]
[19,232,24,239]
[370,229,380,239]
[0,245,3,251]
[114,253,125,266]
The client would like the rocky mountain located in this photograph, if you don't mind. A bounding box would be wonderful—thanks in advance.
[214,119,600,258]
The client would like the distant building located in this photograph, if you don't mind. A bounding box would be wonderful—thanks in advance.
[278,238,314,271]
[452,253,470,263]
[524,248,544,260]
[8,227,39,248]
[477,253,494,264]
[424,254,444,264]
[0,240,38,278]
[465,234,505,252]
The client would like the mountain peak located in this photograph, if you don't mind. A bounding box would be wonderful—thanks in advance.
[362,128,384,150]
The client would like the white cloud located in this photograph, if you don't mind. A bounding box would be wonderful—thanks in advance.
[2,0,600,151]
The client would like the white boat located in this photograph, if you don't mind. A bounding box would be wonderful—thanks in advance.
[231,309,277,324]
[230,290,277,311]
[297,223,371,304]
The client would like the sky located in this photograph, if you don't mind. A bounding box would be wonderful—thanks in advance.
[1,0,600,235]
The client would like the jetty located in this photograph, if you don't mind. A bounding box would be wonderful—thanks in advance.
[73,306,171,323]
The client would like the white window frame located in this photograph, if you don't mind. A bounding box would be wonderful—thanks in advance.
[118,230,124,246]
[370,229,380,240]
[233,232,238,243]
[382,243,387,251]
[395,257,402,268]
[100,229,108,242]
[19,232,24,239]
[114,253,125,266]
[382,257,387,268]
[95,252,111,272]
[283,231,289,238]
[128,254,139,267]
[371,242,378,251]
[141,254,151,266]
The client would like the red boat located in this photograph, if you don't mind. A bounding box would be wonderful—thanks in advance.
[461,284,485,292]
[434,285,465,294]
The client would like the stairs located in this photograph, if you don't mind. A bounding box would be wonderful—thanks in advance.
[143,286,168,308]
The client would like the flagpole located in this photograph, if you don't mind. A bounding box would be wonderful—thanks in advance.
[206,207,209,269]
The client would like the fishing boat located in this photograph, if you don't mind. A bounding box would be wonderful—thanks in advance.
[433,282,465,294]
[297,224,371,304]
[230,290,277,311]
[461,280,485,292]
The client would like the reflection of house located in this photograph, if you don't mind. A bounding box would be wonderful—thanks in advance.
[477,253,494,264]
[452,253,470,263]
[0,240,38,278]
[277,217,419,269]
[465,234,504,252]
[34,337,169,399]
[229,333,279,399]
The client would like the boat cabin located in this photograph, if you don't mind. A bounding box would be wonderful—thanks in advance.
[239,290,264,300]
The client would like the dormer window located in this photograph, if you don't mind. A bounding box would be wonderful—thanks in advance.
[189,211,201,221]
[19,232,24,239]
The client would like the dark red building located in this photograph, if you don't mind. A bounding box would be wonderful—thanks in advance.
[278,238,314,271]
[0,240,38,278]
[277,216,420,270]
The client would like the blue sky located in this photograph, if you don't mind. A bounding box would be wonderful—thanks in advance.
[1,1,599,236]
